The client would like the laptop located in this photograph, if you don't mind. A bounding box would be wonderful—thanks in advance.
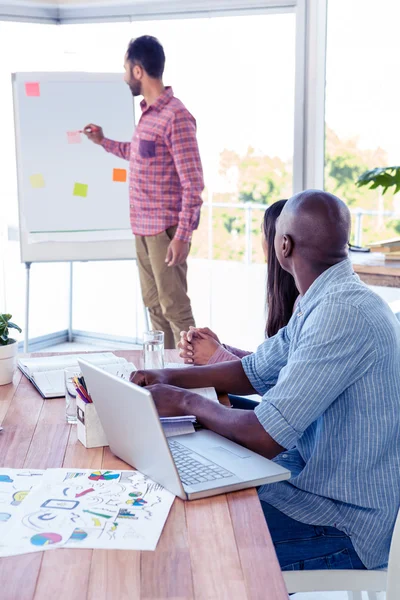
[78,359,290,500]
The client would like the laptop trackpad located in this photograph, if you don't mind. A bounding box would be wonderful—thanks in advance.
[209,446,252,460]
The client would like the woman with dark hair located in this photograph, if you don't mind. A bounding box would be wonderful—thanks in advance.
[178,199,299,365]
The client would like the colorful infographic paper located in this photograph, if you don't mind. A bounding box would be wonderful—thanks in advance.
[0,469,45,557]
[0,469,174,556]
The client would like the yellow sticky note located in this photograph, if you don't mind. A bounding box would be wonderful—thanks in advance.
[30,174,45,188]
[73,183,88,198]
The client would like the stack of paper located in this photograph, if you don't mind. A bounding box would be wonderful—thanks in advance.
[161,386,218,437]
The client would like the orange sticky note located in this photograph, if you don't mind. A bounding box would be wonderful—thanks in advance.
[25,82,40,97]
[113,168,127,183]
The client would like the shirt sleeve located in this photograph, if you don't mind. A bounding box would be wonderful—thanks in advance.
[207,346,242,364]
[164,110,204,242]
[242,326,291,395]
[223,345,252,359]
[254,301,376,450]
[101,138,131,161]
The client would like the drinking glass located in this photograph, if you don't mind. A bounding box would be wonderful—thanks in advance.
[64,367,80,424]
[143,330,164,370]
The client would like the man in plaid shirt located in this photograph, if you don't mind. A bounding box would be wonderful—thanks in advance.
[84,36,204,348]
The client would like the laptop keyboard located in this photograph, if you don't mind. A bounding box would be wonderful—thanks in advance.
[168,439,234,486]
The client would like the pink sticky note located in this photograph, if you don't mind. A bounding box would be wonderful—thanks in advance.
[67,131,82,144]
[25,82,40,97]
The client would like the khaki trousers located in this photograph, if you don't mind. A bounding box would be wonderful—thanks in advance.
[135,226,195,349]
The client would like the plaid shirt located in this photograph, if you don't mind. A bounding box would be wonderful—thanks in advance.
[101,87,204,242]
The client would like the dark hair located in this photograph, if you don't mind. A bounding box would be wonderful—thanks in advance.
[264,200,299,337]
[126,35,165,79]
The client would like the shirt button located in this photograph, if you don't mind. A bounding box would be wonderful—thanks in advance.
[282,454,288,458]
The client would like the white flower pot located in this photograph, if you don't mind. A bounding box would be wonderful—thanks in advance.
[0,340,18,385]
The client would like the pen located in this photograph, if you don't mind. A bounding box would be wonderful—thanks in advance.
[78,375,88,393]
[72,377,92,402]
[80,126,99,134]
[75,386,90,403]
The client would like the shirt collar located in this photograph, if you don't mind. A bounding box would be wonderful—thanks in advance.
[140,86,174,114]
[297,258,358,313]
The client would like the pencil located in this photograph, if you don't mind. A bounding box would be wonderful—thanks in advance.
[72,377,92,403]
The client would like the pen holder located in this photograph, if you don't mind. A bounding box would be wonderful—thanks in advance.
[76,396,109,449]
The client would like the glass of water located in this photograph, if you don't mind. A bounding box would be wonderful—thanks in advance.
[64,367,80,424]
[143,330,165,370]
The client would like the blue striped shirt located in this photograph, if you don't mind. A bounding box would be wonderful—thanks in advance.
[242,259,400,569]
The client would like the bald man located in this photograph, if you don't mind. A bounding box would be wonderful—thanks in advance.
[132,190,400,572]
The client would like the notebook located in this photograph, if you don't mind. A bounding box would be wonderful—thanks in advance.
[18,352,137,399]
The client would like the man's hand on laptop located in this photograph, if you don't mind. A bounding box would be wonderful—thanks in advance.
[146,384,198,417]
[130,369,170,387]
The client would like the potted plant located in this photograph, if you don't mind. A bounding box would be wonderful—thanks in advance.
[0,314,22,385]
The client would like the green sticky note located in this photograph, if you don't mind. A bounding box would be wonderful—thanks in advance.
[73,183,88,198]
[30,174,45,188]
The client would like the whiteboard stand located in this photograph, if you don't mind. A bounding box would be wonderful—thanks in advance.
[24,260,74,352]
[23,257,149,352]
[24,262,31,352]
[68,262,73,343]
[144,306,150,332]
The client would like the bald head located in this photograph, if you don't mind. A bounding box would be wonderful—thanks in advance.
[275,190,351,275]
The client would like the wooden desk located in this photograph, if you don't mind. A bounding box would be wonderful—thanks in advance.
[351,251,400,287]
[0,350,288,600]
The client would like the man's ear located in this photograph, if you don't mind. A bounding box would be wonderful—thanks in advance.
[132,64,143,80]
[282,234,293,258]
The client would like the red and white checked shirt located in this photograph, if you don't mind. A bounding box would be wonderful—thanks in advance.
[101,87,204,242]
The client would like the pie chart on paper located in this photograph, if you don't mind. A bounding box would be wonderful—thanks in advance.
[30,532,62,546]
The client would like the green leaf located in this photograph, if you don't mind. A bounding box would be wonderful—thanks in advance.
[8,322,22,334]
[356,166,400,194]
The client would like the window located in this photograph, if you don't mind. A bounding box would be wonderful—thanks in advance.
[61,15,296,264]
[325,0,400,246]
[0,12,296,348]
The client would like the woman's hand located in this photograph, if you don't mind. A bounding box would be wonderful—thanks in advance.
[178,327,221,365]
[187,326,220,343]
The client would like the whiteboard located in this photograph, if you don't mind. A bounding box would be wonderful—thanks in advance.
[13,72,136,263]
